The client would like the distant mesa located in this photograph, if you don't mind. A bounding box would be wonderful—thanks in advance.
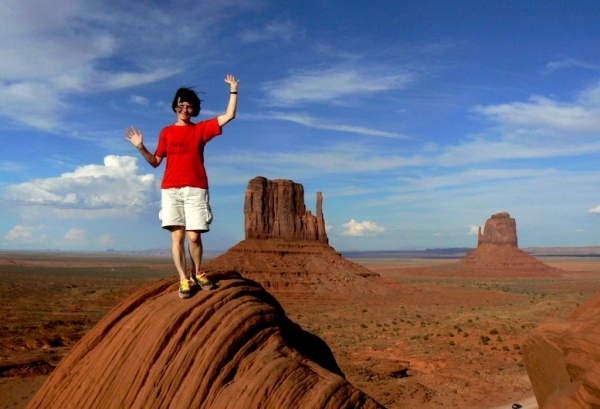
[458,212,562,277]
[522,291,600,408]
[27,276,384,409]
[205,176,388,294]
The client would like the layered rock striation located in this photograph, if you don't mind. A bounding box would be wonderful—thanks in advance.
[27,274,385,409]
[523,292,600,408]
[205,176,385,294]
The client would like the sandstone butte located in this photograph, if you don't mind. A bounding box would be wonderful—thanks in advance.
[203,176,391,295]
[454,211,563,277]
[27,176,386,409]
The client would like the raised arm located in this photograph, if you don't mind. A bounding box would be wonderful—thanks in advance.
[217,74,239,127]
[124,126,163,168]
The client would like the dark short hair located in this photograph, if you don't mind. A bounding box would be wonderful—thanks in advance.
[172,87,202,117]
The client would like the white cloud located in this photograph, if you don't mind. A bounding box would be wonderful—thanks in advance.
[588,206,600,214]
[64,227,86,242]
[2,155,157,216]
[263,66,414,106]
[240,20,301,43]
[468,225,480,235]
[4,225,47,244]
[98,233,115,247]
[341,219,385,237]
[130,95,150,105]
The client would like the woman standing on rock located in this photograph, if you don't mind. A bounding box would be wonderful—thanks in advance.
[125,74,239,299]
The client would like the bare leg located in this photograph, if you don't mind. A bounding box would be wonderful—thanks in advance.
[187,230,203,275]
[170,227,189,281]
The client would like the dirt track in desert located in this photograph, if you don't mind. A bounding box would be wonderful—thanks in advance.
[1,252,599,409]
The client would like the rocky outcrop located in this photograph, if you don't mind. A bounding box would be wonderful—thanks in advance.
[206,177,385,294]
[477,212,518,247]
[245,177,328,243]
[27,274,385,409]
[522,292,600,408]
[457,212,561,277]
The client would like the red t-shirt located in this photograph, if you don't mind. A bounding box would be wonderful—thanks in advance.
[155,118,222,189]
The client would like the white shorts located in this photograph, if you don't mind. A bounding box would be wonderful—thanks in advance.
[159,187,213,232]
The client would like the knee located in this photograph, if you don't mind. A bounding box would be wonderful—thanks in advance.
[187,231,202,245]
[170,228,186,243]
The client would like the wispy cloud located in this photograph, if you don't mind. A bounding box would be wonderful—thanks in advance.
[0,0,248,131]
[262,66,415,106]
[240,19,302,43]
[266,112,408,138]
[472,84,600,136]
[544,58,600,73]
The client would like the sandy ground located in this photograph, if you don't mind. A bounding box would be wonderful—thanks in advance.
[2,252,600,408]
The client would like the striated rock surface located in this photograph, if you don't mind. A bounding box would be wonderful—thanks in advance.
[204,239,385,294]
[27,274,385,409]
[245,176,328,243]
[523,291,600,408]
[456,212,562,277]
[206,176,386,294]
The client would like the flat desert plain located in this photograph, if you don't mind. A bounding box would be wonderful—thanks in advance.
[1,252,599,409]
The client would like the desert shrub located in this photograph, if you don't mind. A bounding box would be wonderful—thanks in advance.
[449,341,455,346]
[490,329,499,335]
[513,344,521,350]
[463,332,469,337]
[496,336,503,342]
[480,335,491,345]
[360,323,367,329]
[502,346,510,351]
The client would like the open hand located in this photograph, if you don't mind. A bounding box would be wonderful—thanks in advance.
[224,74,239,91]
[124,126,144,149]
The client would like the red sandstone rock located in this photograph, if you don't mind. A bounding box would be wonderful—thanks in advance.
[245,176,328,243]
[26,274,385,409]
[523,291,600,408]
[477,211,518,247]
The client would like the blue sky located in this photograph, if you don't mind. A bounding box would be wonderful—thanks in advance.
[2,0,600,252]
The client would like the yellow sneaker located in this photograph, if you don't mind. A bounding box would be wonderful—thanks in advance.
[178,279,191,299]
[193,272,214,291]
